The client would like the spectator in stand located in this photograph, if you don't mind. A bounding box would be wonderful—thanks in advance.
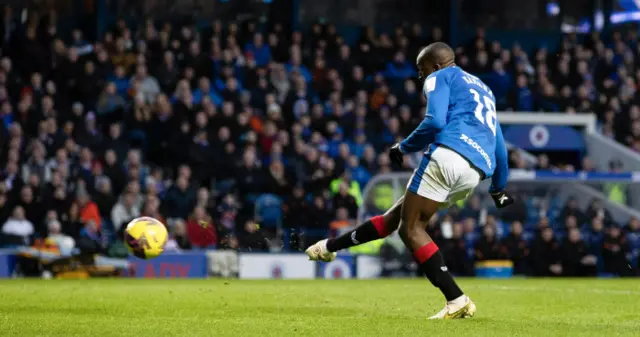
[561,228,597,276]
[235,148,265,203]
[329,207,353,235]
[264,160,291,197]
[625,217,640,259]
[131,65,160,104]
[530,227,562,276]
[332,182,358,219]
[0,193,9,226]
[77,219,107,254]
[474,225,505,261]
[166,220,192,251]
[625,217,640,232]
[509,75,533,111]
[285,50,311,83]
[330,171,362,206]
[459,195,482,223]
[104,124,129,164]
[283,185,308,229]
[45,219,75,255]
[192,77,222,106]
[163,175,196,220]
[93,178,116,220]
[385,51,416,82]
[78,191,101,229]
[21,141,49,184]
[103,149,126,195]
[239,219,268,251]
[245,33,271,67]
[563,215,579,237]
[559,197,585,226]
[485,59,511,110]
[502,221,529,275]
[602,224,632,276]
[111,192,141,232]
[308,195,332,234]
[442,222,472,276]
[1,206,33,246]
[581,157,597,173]
[62,201,83,239]
[461,217,479,256]
[583,217,606,258]
[15,186,43,233]
[186,206,216,249]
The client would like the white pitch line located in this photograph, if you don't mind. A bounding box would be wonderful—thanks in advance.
[468,284,640,296]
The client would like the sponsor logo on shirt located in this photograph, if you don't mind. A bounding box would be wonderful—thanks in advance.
[460,134,492,169]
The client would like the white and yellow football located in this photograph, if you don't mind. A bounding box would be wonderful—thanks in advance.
[124,217,168,259]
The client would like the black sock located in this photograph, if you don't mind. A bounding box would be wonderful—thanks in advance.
[415,243,464,301]
[326,215,387,252]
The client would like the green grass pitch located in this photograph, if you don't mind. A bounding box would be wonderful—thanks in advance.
[0,278,639,336]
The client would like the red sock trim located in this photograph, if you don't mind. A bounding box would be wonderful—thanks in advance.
[413,242,440,264]
[370,215,391,238]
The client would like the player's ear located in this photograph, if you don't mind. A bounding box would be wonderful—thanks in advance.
[433,64,441,71]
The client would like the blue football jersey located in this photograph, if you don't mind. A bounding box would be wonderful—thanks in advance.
[400,66,508,192]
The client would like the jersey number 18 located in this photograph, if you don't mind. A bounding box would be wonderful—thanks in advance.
[469,89,497,136]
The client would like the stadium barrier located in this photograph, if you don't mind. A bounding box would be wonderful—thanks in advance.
[230,253,380,280]
[126,253,209,278]
[0,250,629,279]
[239,253,316,279]
[0,250,16,278]
[0,250,386,279]
[207,250,239,278]
[317,255,356,279]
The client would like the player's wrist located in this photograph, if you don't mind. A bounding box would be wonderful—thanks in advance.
[397,143,407,154]
[489,187,505,195]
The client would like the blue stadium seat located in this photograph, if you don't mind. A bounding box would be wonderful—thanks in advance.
[255,194,283,228]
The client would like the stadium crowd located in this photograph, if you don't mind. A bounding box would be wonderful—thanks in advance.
[0,10,639,275]
[419,195,640,277]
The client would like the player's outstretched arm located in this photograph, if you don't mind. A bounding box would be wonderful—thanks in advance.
[489,121,513,208]
[399,75,450,154]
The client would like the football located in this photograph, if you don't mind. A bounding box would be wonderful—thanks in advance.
[123,217,168,260]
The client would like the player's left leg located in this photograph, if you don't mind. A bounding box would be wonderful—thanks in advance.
[306,197,403,262]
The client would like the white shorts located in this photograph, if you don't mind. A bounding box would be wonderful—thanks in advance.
[407,146,482,204]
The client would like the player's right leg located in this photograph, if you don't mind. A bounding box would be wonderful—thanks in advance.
[399,190,475,319]
[305,196,403,262]
[400,146,479,319]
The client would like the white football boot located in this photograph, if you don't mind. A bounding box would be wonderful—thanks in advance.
[428,295,476,319]
[305,239,337,262]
